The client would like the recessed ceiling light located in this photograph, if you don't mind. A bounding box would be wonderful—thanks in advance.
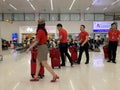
[103,7,107,11]
[3,0,5,2]
[86,7,90,11]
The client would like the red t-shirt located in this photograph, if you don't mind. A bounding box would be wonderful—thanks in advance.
[36,30,47,45]
[59,29,68,43]
[108,29,120,41]
[79,31,89,43]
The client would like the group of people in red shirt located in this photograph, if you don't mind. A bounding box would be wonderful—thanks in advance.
[26,19,120,82]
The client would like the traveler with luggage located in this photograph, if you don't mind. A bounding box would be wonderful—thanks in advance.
[26,19,59,82]
[57,24,73,67]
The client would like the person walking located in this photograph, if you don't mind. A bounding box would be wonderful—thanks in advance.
[57,23,73,67]
[76,25,89,64]
[26,19,59,82]
[107,23,120,63]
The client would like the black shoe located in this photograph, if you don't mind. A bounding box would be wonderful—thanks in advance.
[76,62,80,64]
[75,60,80,64]
[112,61,116,64]
[71,63,73,67]
[61,64,65,66]
[107,60,111,62]
[85,62,89,64]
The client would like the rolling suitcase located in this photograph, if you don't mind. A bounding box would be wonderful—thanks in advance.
[31,48,44,78]
[103,45,109,59]
[69,46,78,62]
[49,48,61,69]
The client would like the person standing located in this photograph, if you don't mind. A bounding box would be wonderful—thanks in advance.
[76,25,89,64]
[57,24,73,67]
[107,23,120,63]
[26,19,59,82]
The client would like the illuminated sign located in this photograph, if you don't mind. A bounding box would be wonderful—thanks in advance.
[93,22,113,33]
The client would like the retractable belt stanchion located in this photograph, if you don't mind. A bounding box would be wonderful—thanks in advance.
[0,25,3,61]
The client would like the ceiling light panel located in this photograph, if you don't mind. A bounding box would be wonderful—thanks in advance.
[9,3,17,10]
[27,0,36,11]
[111,0,120,6]
[50,0,53,11]
[69,0,76,10]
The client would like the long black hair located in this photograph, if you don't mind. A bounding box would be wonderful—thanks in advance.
[36,23,47,35]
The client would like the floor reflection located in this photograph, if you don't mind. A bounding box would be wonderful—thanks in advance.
[93,55,104,67]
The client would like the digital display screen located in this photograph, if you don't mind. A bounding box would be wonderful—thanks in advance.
[93,21,113,33]
[12,33,18,43]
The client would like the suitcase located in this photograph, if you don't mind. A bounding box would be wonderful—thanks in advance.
[103,45,109,59]
[69,46,78,62]
[31,49,44,78]
[49,48,61,69]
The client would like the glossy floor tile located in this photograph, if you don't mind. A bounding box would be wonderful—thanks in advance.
[0,46,120,90]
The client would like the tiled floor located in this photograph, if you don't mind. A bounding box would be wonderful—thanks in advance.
[0,47,120,90]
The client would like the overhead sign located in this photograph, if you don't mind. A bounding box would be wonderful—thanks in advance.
[93,21,113,33]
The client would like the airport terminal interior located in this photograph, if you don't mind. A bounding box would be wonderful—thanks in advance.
[0,0,120,90]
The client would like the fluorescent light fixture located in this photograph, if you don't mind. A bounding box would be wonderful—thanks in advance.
[111,0,120,5]
[69,0,76,10]
[103,7,107,11]
[27,0,36,10]
[50,0,53,11]
[9,4,17,10]
[86,7,90,10]
[92,0,98,5]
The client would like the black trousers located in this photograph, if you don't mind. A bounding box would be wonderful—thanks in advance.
[59,43,73,65]
[108,41,118,61]
[77,43,89,63]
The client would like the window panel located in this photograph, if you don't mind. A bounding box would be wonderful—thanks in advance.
[84,13,94,21]
[105,15,114,21]
[3,13,12,21]
[39,14,49,21]
[0,14,2,21]
[114,15,120,20]
[60,14,70,21]
[95,14,104,21]
[71,14,80,21]
[25,13,35,21]
[50,14,59,21]
[14,13,24,21]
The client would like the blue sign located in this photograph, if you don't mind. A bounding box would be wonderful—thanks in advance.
[93,29,109,33]
[93,21,113,33]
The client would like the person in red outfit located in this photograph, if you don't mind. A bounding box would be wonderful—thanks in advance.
[76,25,89,64]
[107,23,120,63]
[26,19,59,82]
[57,23,73,67]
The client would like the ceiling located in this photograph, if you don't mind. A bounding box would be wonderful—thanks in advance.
[0,0,120,14]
